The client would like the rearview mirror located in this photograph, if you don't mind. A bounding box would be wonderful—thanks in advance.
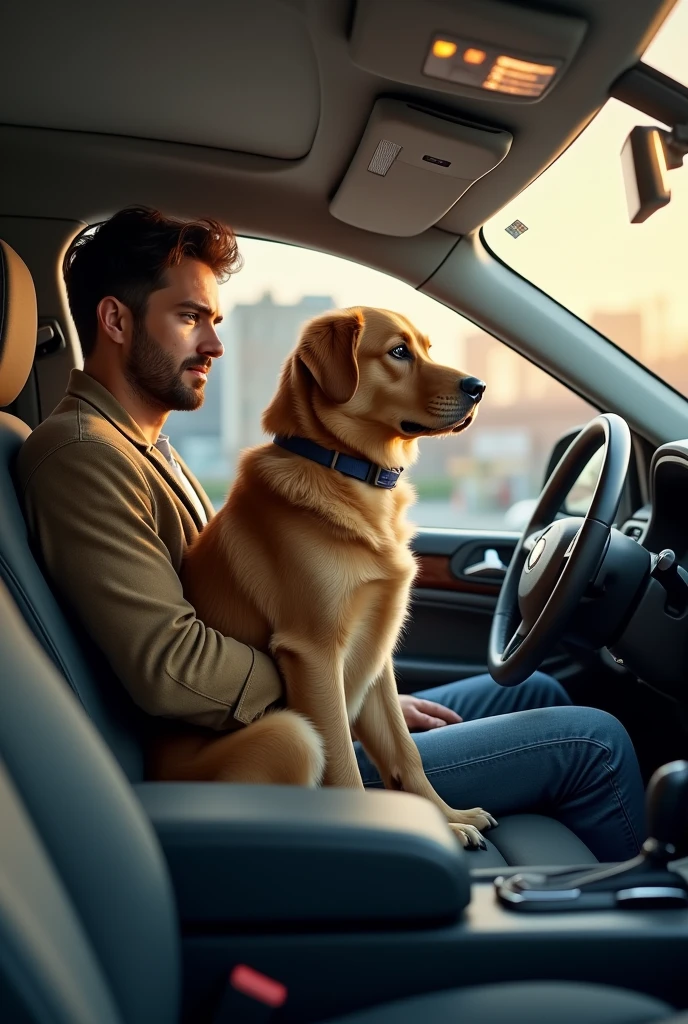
[621,126,671,223]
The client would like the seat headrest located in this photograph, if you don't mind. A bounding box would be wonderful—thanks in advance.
[0,240,37,408]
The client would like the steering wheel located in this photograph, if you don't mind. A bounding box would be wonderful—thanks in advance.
[488,414,631,686]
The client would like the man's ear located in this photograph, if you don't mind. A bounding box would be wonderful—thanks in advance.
[97,296,130,347]
[298,308,364,404]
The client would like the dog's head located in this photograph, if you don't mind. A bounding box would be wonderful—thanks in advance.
[263,306,485,468]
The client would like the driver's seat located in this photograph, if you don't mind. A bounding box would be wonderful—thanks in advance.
[0,236,597,869]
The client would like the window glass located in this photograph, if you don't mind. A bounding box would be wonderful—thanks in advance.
[166,238,594,530]
[483,1,688,396]
[564,448,605,517]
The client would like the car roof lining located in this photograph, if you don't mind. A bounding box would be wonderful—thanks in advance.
[0,0,679,286]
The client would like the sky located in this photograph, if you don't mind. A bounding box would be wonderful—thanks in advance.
[218,0,688,370]
[485,0,688,357]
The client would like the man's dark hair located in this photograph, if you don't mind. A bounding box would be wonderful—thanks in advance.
[63,206,243,357]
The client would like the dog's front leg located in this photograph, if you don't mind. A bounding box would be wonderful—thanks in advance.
[353,660,497,849]
[271,639,364,790]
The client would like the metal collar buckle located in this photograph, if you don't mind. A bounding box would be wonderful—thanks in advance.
[367,463,383,486]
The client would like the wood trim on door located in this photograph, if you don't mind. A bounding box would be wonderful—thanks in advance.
[414,554,500,597]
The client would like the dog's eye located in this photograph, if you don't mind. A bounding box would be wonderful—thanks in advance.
[389,343,413,361]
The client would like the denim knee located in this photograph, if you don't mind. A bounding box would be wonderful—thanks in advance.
[566,705,637,767]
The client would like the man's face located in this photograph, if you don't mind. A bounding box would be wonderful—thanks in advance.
[124,258,224,412]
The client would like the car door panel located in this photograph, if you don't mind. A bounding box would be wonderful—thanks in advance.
[394,528,569,692]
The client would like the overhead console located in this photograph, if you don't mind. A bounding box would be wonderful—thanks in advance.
[330,0,588,236]
[330,100,512,235]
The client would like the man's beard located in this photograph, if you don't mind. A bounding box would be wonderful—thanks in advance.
[124,320,208,412]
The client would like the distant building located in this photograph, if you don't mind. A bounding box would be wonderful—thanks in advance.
[226,292,335,454]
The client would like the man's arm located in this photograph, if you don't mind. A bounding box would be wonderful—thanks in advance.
[20,439,282,730]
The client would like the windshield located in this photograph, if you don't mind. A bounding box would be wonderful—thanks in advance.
[483,0,688,397]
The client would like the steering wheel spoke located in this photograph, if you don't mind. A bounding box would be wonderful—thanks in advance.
[502,621,529,661]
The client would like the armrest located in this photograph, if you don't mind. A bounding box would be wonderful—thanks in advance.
[134,783,469,927]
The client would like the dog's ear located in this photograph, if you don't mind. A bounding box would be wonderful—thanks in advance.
[299,308,364,404]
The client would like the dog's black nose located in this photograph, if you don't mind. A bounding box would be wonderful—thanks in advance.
[459,376,486,403]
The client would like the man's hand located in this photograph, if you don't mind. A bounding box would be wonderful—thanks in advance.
[399,694,463,732]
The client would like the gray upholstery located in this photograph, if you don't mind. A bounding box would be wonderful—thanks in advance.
[0,583,180,1024]
[135,781,471,926]
[0,762,123,1024]
[0,409,146,778]
[0,237,146,778]
[478,813,598,869]
[326,983,674,1024]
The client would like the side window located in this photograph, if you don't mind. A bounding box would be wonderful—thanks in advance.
[166,239,595,530]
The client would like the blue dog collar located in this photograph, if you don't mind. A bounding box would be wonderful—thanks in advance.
[273,436,403,490]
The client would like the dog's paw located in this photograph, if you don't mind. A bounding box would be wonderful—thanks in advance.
[449,822,488,850]
[447,807,498,832]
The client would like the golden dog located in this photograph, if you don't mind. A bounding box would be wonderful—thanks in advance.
[172,307,496,848]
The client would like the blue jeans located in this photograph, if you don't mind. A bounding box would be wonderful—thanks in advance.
[354,672,647,862]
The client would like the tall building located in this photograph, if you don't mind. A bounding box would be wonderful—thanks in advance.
[223,292,336,469]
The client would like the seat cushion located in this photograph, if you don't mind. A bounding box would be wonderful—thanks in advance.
[325,981,673,1024]
[468,813,598,869]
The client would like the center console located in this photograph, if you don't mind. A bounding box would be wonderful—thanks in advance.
[135,764,688,1024]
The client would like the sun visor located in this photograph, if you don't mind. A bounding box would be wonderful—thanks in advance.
[329,100,512,236]
[349,0,587,105]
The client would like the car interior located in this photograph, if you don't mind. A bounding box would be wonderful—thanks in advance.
[3,0,688,1020]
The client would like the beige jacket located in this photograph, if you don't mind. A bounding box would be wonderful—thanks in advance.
[16,369,283,730]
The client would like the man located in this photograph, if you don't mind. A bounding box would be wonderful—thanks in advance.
[17,207,646,860]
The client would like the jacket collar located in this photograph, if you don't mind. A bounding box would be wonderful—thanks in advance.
[67,369,215,528]
[68,369,152,449]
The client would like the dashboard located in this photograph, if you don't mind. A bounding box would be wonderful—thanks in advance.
[606,439,688,698]
[642,441,688,569]
[617,440,688,564]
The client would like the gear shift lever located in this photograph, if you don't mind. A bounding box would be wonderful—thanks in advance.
[643,760,688,864]
[495,761,688,912]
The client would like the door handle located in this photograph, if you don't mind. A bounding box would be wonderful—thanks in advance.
[463,548,508,578]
